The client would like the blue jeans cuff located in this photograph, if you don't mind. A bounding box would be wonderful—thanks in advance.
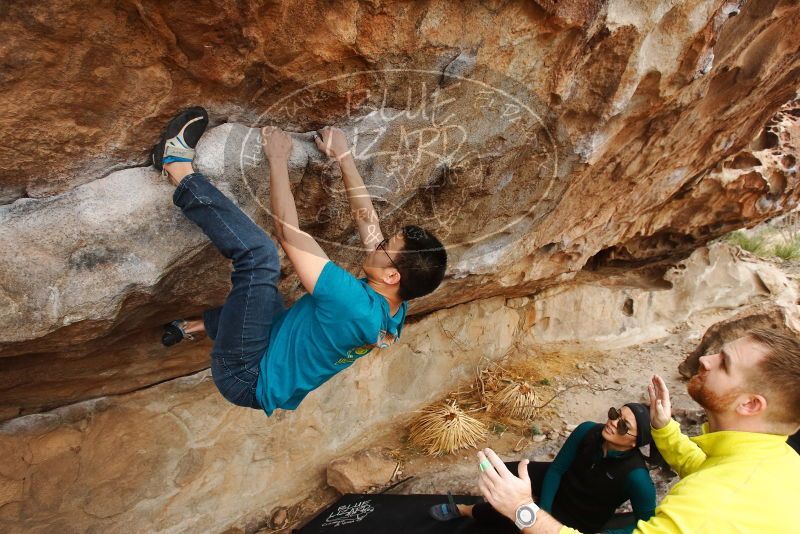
[172,172,205,207]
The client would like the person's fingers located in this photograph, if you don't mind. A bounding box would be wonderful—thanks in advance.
[477,477,494,505]
[517,460,530,482]
[477,465,496,496]
[655,375,670,400]
[477,450,502,484]
[651,374,663,399]
[647,383,656,405]
[316,130,331,151]
[479,469,496,491]
[314,135,329,155]
[483,449,511,479]
[656,374,669,391]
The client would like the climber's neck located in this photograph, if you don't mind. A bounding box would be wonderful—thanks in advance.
[366,279,403,316]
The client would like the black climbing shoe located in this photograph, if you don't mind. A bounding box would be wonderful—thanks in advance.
[151,106,209,175]
[429,492,461,521]
[161,320,195,347]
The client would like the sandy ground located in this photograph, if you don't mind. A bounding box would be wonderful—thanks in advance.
[387,321,708,500]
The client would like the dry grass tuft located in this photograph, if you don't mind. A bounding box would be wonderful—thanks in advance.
[476,363,542,422]
[408,401,487,456]
[493,379,539,420]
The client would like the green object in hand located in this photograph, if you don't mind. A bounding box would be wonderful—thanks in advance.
[479,459,491,472]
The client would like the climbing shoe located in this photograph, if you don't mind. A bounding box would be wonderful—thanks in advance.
[151,106,209,176]
[161,320,195,347]
[429,492,461,521]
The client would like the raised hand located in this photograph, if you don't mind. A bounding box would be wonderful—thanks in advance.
[648,374,672,429]
[314,126,351,162]
[477,448,533,521]
[261,126,293,163]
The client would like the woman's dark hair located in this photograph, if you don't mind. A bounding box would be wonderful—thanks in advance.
[394,225,447,300]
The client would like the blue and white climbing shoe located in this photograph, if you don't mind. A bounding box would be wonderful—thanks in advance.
[428,492,461,521]
[151,107,209,176]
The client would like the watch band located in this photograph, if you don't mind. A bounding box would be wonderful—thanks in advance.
[514,501,539,529]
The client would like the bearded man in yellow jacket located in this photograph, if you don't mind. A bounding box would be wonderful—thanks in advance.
[476,328,800,533]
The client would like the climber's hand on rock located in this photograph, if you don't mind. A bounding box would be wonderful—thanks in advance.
[315,126,351,162]
[261,126,292,163]
[648,374,672,429]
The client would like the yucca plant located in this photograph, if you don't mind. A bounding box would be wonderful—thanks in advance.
[493,379,539,420]
[408,401,487,456]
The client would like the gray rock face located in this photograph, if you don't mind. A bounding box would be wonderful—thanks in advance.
[0,123,317,351]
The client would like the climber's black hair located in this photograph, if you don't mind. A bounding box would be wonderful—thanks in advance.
[394,225,447,301]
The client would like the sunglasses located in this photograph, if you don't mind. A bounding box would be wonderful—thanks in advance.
[376,236,400,271]
[607,407,637,438]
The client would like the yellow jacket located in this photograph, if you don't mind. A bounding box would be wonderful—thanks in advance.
[559,419,800,533]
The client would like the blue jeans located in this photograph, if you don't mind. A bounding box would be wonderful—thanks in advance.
[173,173,284,409]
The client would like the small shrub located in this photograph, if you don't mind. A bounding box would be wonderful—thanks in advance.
[494,380,539,420]
[408,402,487,456]
[773,239,800,260]
[725,231,767,255]
[490,422,508,435]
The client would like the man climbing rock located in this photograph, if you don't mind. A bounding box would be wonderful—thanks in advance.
[476,329,800,533]
[153,107,447,415]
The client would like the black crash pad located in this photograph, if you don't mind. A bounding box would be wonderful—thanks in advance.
[296,493,518,534]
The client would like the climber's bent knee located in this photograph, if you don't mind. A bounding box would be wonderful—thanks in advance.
[210,353,261,409]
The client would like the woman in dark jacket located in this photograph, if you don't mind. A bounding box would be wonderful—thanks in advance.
[431,403,657,534]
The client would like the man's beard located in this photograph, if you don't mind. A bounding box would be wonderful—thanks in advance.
[688,371,740,412]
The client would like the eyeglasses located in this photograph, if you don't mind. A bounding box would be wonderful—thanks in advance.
[376,236,400,271]
[608,407,637,438]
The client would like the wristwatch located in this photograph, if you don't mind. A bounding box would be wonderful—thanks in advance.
[515,501,539,530]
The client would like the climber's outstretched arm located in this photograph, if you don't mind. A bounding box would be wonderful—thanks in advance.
[262,127,329,295]
[315,127,384,249]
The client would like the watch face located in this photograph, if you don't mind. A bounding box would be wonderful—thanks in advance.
[516,504,537,527]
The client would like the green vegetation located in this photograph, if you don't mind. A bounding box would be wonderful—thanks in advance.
[723,228,800,261]
[773,239,800,260]
[490,422,508,435]
[724,230,767,255]
[530,424,543,436]
[538,378,551,386]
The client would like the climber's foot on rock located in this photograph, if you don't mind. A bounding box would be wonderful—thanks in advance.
[152,106,209,186]
[161,318,205,347]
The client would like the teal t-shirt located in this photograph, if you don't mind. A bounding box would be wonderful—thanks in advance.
[255,260,407,415]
